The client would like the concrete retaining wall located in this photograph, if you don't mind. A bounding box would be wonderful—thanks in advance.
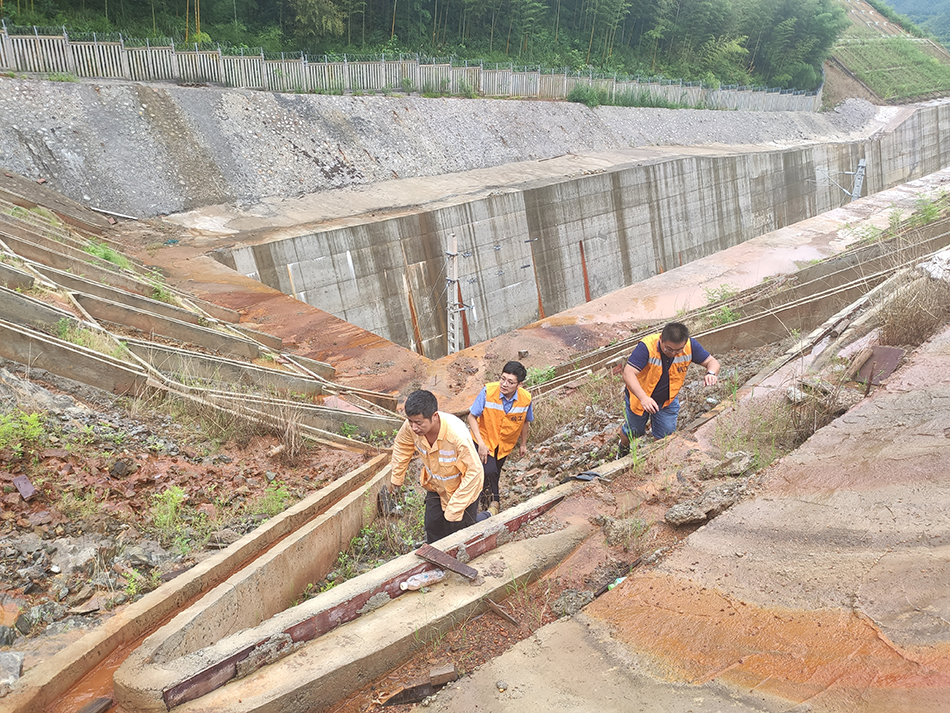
[219,102,950,358]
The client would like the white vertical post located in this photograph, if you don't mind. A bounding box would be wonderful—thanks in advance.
[446,233,460,354]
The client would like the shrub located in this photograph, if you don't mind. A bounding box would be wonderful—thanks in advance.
[0,410,46,457]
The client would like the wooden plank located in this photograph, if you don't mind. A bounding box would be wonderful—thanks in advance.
[415,544,478,580]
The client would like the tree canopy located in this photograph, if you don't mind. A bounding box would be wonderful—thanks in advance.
[1,0,850,89]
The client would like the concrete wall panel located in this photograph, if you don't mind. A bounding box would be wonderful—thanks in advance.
[222,104,950,358]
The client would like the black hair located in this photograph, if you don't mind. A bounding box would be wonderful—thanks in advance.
[661,322,690,345]
[404,389,438,419]
[501,360,527,384]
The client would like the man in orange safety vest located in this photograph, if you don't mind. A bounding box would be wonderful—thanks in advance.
[468,361,534,516]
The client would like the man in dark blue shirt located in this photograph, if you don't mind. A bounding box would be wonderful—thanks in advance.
[619,322,720,456]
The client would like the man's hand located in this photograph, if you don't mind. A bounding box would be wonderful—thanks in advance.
[640,396,660,414]
[704,372,719,387]
[519,442,528,458]
[477,442,488,464]
[387,480,401,494]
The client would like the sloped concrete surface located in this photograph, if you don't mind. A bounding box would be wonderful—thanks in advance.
[433,323,950,712]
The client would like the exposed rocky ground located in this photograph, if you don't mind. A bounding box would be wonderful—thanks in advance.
[0,334,790,683]
[0,360,368,674]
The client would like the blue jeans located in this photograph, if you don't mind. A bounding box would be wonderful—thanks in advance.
[622,396,681,440]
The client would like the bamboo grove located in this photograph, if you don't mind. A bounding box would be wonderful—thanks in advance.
[2,0,851,90]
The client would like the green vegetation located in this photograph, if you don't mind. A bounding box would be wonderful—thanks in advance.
[339,422,360,438]
[706,305,742,327]
[525,365,557,387]
[152,485,188,539]
[0,409,46,458]
[567,84,691,109]
[55,318,131,361]
[47,72,79,82]
[302,486,425,597]
[834,38,950,101]
[149,280,176,304]
[83,239,132,270]
[4,0,849,91]
[247,483,292,517]
[704,284,739,304]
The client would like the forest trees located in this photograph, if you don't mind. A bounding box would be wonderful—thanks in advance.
[1,0,849,90]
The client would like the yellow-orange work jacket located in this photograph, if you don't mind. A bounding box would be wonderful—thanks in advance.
[390,412,483,521]
[472,383,532,459]
[627,333,692,416]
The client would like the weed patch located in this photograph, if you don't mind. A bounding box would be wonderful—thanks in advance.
[0,409,46,458]
[55,318,130,361]
[83,240,131,270]
[879,275,950,348]
[525,365,556,388]
[531,370,622,443]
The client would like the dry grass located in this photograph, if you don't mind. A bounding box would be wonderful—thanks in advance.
[530,370,623,443]
[879,276,950,348]
[712,385,844,469]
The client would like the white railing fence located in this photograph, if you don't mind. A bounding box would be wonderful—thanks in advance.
[0,25,822,112]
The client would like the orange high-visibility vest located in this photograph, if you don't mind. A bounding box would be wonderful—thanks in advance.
[473,383,532,459]
[627,334,692,416]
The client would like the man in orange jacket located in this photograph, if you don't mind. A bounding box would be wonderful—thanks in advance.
[390,390,484,544]
[619,322,720,455]
[468,361,534,516]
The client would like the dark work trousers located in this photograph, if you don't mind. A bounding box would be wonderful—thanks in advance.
[481,450,508,507]
[424,491,479,544]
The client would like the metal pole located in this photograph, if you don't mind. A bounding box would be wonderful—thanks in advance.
[851,158,867,201]
[446,233,459,354]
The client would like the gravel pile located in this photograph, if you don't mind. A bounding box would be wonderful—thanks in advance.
[0,74,884,217]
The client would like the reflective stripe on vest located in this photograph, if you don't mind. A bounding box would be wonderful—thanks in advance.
[627,334,692,416]
[473,382,532,459]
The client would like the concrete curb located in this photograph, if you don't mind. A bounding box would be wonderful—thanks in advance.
[177,523,591,713]
[124,338,325,398]
[73,292,261,360]
[114,482,580,711]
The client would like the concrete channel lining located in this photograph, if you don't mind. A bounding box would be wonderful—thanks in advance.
[114,481,583,713]
[3,454,388,713]
[124,338,325,398]
[73,292,261,360]
[0,261,32,290]
[0,228,159,298]
[31,263,211,326]
[178,523,591,713]
[206,391,403,436]
[0,317,149,396]
[0,283,78,333]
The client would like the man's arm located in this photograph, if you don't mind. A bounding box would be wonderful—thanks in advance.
[389,422,416,491]
[623,362,659,414]
[700,354,721,387]
[443,435,484,521]
[467,387,489,464]
[467,411,489,464]
[518,420,530,458]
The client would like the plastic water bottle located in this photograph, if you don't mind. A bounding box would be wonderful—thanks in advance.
[400,569,446,591]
